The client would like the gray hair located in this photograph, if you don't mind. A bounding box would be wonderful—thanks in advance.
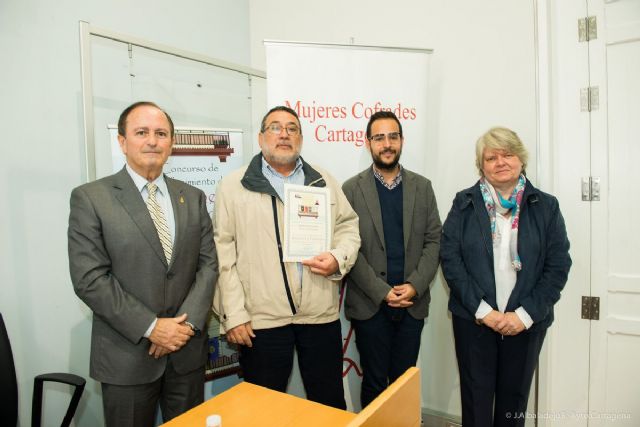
[475,127,529,176]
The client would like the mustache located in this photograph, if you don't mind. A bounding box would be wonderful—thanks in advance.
[380,148,396,155]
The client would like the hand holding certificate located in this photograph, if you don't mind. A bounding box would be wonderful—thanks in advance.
[283,184,332,262]
[301,252,339,276]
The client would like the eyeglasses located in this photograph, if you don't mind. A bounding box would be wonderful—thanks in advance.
[369,132,402,144]
[263,123,301,136]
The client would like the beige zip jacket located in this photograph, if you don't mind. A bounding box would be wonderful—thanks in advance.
[213,155,360,331]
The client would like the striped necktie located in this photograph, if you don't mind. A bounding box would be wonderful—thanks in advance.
[146,183,172,264]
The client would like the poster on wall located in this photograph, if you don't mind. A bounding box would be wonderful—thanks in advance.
[205,311,241,380]
[108,125,243,215]
[265,41,431,411]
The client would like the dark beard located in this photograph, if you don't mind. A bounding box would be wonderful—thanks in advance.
[372,148,401,171]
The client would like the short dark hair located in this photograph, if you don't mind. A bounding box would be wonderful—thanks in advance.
[117,101,175,137]
[366,111,403,139]
[260,105,302,135]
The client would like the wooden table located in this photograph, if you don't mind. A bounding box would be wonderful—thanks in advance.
[161,382,357,427]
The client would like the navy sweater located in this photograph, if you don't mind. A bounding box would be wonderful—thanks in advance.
[375,179,405,286]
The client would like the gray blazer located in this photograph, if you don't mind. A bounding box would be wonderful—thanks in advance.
[342,167,441,320]
[68,167,218,385]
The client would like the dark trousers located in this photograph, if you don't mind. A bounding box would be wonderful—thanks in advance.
[352,304,425,408]
[101,358,204,427]
[452,315,546,427]
[239,320,346,409]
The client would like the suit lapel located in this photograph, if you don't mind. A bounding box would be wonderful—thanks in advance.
[112,168,168,267]
[359,170,386,249]
[472,187,494,259]
[166,177,185,269]
[402,170,415,251]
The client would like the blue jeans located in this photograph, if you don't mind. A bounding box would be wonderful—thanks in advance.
[352,304,424,407]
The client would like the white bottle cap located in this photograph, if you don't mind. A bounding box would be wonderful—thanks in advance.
[206,414,222,427]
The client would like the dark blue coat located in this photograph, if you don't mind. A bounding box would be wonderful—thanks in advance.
[440,180,571,331]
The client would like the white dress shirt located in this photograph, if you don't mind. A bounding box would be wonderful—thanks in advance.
[475,213,533,329]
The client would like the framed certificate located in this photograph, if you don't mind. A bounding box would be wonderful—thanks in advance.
[283,184,331,262]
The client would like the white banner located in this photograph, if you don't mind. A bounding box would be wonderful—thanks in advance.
[265,42,431,183]
[266,41,431,411]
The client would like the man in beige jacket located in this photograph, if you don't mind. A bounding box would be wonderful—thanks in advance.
[213,106,360,409]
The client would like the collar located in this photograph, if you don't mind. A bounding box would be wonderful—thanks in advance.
[125,164,168,195]
[372,164,403,190]
[261,156,304,179]
[241,153,326,196]
[461,177,539,209]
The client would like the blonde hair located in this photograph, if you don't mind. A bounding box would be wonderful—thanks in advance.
[475,127,528,176]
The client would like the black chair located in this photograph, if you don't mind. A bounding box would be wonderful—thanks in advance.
[0,312,86,427]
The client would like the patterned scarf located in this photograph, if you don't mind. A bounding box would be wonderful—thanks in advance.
[479,174,526,271]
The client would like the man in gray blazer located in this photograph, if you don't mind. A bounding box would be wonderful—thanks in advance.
[342,111,441,407]
[68,101,218,426]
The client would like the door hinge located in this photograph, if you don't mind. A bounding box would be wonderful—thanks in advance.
[581,296,600,320]
[578,16,597,42]
[580,86,599,112]
[581,177,601,201]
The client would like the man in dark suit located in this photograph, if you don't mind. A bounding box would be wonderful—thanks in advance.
[68,101,218,426]
[342,111,441,408]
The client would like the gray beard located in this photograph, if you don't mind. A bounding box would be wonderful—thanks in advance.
[264,151,300,168]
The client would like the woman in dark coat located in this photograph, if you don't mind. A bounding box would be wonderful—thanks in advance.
[440,127,571,427]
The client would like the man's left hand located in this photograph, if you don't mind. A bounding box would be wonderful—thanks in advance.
[387,283,416,307]
[148,343,171,359]
[302,252,339,276]
[148,314,194,351]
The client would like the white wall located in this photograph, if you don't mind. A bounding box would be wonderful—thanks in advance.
[249,0,538,417]
[0,1,250,425]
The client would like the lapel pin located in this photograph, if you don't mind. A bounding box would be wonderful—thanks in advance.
[179,196,185,204]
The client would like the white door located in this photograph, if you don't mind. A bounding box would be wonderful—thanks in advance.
[587,0,640,424]
[543,1,592,425]
[545,1,640,425]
